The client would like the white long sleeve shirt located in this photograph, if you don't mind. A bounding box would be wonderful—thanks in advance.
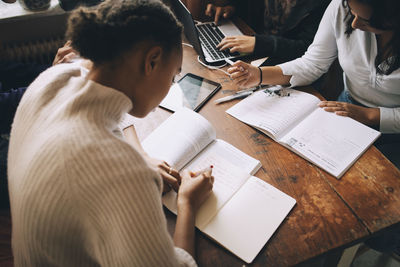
[8,63,196,267]
[278,0,400,133]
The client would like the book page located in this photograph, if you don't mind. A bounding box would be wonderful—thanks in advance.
[201,176,296,263]
[163,153,251,229]
[226,88,320,140]
[279,108,380,178]
[199,139,261,175]
[142,108,216,170]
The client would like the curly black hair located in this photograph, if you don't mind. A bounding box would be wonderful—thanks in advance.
[66,0,183,64]
[342,0,399,75]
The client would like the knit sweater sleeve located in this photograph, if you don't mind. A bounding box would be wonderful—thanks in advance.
[67,135,197,267]
[119,113,136,130]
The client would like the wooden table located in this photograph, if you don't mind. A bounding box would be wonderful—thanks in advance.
[1,18,399,267]
[131,21,400,267]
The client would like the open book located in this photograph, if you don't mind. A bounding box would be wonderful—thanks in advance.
[142,108,296,263]
[227,87,381,178]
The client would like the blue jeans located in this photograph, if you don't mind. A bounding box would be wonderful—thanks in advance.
[337,90,363,106]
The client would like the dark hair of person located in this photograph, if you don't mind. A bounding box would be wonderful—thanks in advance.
[342,0,400,75]
[66,0,183,64]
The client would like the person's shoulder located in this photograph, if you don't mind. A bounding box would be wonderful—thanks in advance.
[30,63,82,90]
[329,0,345,12]
[65,133,162,194]
[66,130,154,177]
[315,0,344,26]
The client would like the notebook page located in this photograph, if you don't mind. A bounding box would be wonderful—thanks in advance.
[163,154,250,229]
[201,176,296,263]
[202,139,261,175]
[279,108,380,178]
[226,88,320,140]
[142,108,216,170]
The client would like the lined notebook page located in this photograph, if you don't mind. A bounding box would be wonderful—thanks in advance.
[163,154,250,229]
[227,89,320,140]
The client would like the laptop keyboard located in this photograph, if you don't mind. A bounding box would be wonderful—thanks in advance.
[196,23,239,61]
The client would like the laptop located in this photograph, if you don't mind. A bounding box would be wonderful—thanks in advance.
[170,0,244,65]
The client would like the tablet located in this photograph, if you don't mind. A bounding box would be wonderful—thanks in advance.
[160,73,221,112]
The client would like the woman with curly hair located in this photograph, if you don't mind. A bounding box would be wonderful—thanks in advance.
[7,0,213,266]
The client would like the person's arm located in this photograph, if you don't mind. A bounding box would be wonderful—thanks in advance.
[379,107,400,133]
[123,125,181,192]
[319,102,400,133]
[72,141,212,266]
[227,0,340,88]
[227,62,291,88]
[318,101,381,129]
[253,2,329,61]
[174,169,213,257]
[276,0,339,87]
[204,0,236,25]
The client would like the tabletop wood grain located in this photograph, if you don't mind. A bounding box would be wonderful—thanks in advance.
[0,17,399,267]
[132,24,400,266]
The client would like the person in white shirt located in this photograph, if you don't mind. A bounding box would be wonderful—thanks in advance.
[227,0,400,254]
[7,0,214,266]
[226,0,399,134]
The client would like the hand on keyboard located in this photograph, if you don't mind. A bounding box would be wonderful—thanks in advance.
[205,3,235,25]
[217,35,256,54]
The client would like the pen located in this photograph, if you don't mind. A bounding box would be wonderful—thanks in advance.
[236,84,272,94]
[190,165,213,176]
[225,58,244,72]
[214,90,254,104]
[225,58,235,66]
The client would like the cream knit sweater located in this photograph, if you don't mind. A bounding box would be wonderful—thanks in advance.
[8,63,196,267]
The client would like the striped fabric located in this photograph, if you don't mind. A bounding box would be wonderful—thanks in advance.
[8,63,196,267]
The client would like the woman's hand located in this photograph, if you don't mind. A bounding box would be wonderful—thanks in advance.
[319,101,380,128]
[217,35,255,54]
[52,41,78,65]
[177,169,214,212]
[146,157,181,193]
[205,3,235,25]
[227,60,261,88]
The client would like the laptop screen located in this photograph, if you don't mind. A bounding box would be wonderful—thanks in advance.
[169,0,205,59]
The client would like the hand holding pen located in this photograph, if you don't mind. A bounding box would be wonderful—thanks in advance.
[189,165,214,177]
[225,59,261,88]
[178,166,214,211]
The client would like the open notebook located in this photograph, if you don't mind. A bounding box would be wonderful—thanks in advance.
[142,108,296,263]
[227,87,381,178]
